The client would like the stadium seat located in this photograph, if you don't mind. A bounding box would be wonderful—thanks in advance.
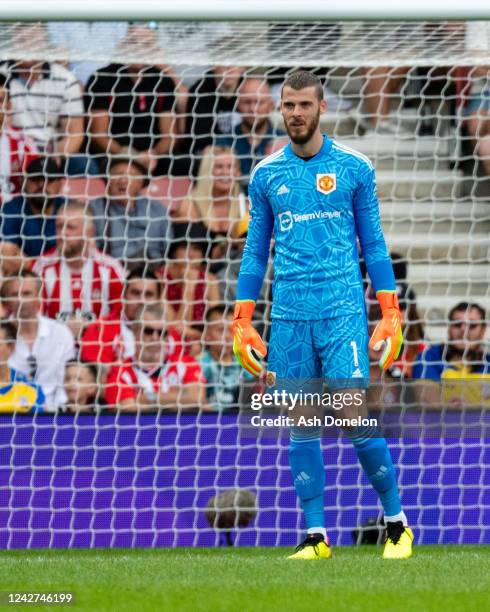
[61,177,106,199]
[146,177,191,212]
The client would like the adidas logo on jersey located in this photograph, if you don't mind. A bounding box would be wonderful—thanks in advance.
[351,368,363,378]
[277,184,290,195]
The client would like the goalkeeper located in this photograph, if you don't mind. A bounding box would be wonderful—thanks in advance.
[232,71,413,560]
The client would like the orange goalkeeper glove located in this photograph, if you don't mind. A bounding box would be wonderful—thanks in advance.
[368,291,403,370]
[231,301,267,378]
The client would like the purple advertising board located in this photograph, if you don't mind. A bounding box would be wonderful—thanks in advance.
[0,413,489,548]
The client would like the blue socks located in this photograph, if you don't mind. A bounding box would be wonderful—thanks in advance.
[351,434,402,516]
[289,431,402,531]
[289,436,325,530]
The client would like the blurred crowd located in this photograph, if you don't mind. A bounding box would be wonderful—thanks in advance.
[0,21,488,413]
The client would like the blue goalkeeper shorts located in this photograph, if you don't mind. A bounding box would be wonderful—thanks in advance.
[266,315,369,390]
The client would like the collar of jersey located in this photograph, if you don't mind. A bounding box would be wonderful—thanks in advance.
[285,133,333,161]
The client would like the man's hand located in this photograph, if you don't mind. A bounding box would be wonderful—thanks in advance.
[231,301,267,377]
[369,291,403,370]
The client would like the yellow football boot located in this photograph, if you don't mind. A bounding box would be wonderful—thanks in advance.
[287,533,332,560]
[383,521,414,559]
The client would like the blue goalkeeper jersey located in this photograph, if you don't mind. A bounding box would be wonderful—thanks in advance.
[237,134,395,320]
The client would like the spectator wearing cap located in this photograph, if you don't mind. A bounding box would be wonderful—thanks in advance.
[90,157,173,269]
[0,157,64,258]
[160,224,221,352]
[0,270,75,411]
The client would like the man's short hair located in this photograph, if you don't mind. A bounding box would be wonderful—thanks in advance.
[0,269,41,299]
[26,157,61,181]
[449,301,486,323]
[205,304,232,322]
[0,320,17,343]
[125,266,161,298]
[107,156,149,187]
[58,199,95,227]
[281,70,324,101]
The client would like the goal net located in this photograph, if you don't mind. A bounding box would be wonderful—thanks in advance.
[0,19,489,548]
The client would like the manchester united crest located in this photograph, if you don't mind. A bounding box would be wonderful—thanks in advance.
[265,371,276,387]
[316,173,336,195]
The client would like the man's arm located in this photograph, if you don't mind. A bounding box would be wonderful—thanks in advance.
[353,163,402,370]
[353,163,395,295]
[57,115,84,156]
[153,113,174,156]
[88,110,125,155]
[232,169,274,377]
[57,74,85,156]
[236,172,275,303]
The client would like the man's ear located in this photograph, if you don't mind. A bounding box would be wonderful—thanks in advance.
[320,99,327,115]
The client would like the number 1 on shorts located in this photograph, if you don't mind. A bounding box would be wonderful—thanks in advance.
[350,340,359,368]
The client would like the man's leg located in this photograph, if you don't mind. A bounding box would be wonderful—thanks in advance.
[267,319,331,558]
[313,315,413,558]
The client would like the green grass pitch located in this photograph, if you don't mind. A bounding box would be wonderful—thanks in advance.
[1,546,490,611]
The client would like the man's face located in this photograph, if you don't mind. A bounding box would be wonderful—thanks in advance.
[205,312,233,359]
[123,278,160,321]
[56,208,90,259]
[135,313,167,365]
[2,277,41,322]
[448,307,486,353]
[237,80,274,131]
[107,163,145,203]
[0,329,14,365]
[281,85,326,145]
[213,65,243,94]
[25,176,61,209]
[0,87,9,128]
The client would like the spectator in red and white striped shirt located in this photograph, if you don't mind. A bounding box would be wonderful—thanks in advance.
[0,73,37,203]
[33,200,125,341]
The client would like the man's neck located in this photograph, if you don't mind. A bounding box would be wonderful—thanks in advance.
[291,131,324,158]
[0,364,11,384]
[64,255,85,272]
